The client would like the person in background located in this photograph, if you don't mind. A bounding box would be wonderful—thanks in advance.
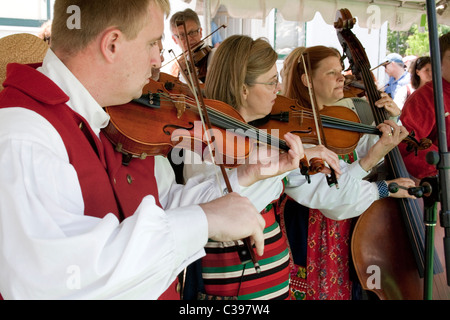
[169,8,213,83]
[403,55,417,71]
[400,33,450,180]
[37,20,52,45]
[394,56,432,109]
[394,56,432,110]
[182,37,413,300]
[409,56,433,90]
[383,53,411,100]
[281,45,415,300]
[280,47,306,89]
[211,20,222,48]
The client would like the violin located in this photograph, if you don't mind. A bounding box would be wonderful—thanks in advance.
[104,81,252,166]
[153,72,427,181]
[157,72,204,97]
[252,94,429,156]
[176,40,212,82]
[105,79,322,167]
[252,94,362,155]
[168,24,226,83]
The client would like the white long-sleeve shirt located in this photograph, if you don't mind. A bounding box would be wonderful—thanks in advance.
[184,151,379,221]
[0,50,241,300]
[183,97,382,221]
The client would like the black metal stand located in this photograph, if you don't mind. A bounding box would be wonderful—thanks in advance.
[420,176,439,300]
[426,0,450,288]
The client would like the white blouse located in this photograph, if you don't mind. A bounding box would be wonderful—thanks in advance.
[184,98,381,221]
[0,49,241,299]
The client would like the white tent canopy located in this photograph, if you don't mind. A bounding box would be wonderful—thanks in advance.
[193,0,450,31]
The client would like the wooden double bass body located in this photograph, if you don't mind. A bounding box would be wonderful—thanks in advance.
[335,9,450,300]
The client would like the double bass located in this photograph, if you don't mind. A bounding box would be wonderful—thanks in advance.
[335,8,450,299]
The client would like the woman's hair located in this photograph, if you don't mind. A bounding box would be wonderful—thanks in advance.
[205,35,278,109]
[51,0,170,56]
[409,56,431,89]
[280,47,306,95]
[283,45,340,108]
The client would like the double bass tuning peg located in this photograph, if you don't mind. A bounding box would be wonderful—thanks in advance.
[333,8,356,30]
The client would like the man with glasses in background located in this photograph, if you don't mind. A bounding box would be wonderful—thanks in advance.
[169,8,215,83]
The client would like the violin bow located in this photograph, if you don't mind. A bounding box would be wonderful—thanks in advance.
[300,52,339,188]
[176,19,261,274]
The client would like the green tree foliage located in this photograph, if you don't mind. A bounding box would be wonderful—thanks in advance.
[387,24,450,56]
[387,27,413,56]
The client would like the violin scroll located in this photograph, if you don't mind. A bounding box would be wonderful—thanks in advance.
[403,130,433,155]
[299,155,326,184]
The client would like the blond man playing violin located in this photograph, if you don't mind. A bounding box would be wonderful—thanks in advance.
[0,0,312,300]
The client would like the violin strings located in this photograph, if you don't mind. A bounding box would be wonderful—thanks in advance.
[154,92,289,151]
[155,91,378,135]
[289,110,379,134]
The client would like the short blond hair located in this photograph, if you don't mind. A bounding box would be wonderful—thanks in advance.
[205,35,277,109]
[51,0,170,55]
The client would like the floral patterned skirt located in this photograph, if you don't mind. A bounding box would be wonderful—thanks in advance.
[280,200,353,300]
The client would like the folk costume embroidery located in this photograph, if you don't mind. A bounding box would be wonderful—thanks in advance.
[281,150,358,300]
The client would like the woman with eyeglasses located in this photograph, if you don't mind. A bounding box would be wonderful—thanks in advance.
[280,45,416,300]
[181,36,413,300]
[394,56,432,109]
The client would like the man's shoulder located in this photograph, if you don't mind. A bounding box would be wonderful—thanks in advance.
[398,71,411,85]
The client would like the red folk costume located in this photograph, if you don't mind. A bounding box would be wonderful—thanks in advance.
[280,151,358,300]
[399,79,450,179]
[0,63,179,299]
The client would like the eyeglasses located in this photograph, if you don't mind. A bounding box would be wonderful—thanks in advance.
[174,28,200,40]
[252,76,280,91]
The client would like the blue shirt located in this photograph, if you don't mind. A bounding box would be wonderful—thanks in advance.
[385,71,411,99]
[211,21,222,46]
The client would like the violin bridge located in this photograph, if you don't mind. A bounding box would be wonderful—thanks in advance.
[173,97,186,119]
[299,110,304,125]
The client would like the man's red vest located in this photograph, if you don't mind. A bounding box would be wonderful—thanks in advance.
[0,63,179,299]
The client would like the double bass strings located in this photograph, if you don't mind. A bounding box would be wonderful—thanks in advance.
[352,48,444,275]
